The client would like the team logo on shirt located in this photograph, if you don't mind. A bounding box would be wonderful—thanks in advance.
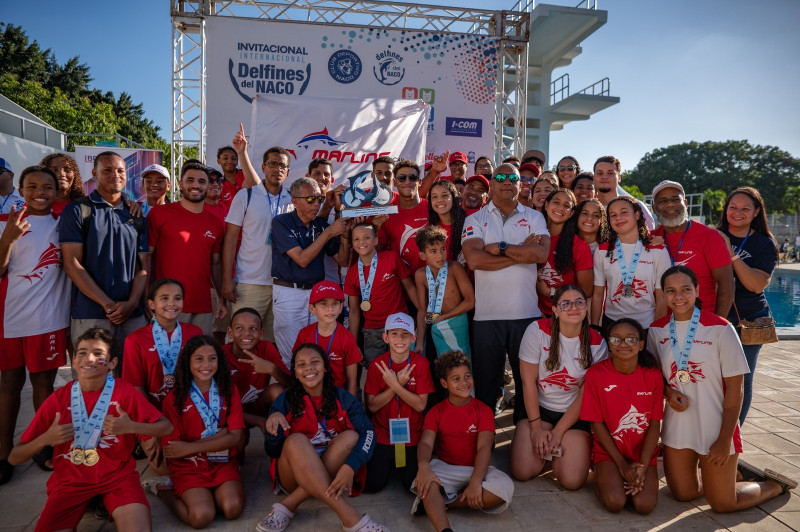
[668,360,706,386]
[514,218,529,229]
[310,425,338,446]
[537,263,563,287]
[538,367,579,391]
[612,405,648,442]
[241,385,263,404]
[381,272,395,282]
[604,385,618,392]
[19,243,61,283]
[203,230,216,239]
[609,279,648,305]
[399,224,423,259]
[466,424,478,434]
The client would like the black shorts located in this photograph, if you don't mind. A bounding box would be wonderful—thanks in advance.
[539,405,591,433]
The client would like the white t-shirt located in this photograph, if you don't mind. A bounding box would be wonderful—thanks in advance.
[648,311,749,455]
[593,241,671,328]
[0,212,71,337]
[225,185,294,285]
[462,201,549,321]
[519,318,608,412]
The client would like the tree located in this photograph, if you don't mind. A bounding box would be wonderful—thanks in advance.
[784,186,800,213]
[621,184,644,199]
[702,189,726,222]
[627,140,800,211]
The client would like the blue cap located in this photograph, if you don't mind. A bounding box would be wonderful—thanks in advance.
[0,158,12,173]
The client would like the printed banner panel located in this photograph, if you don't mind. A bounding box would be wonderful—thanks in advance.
[74,146,163,201]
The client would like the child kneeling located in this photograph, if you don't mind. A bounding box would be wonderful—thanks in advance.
[413,351,514,531]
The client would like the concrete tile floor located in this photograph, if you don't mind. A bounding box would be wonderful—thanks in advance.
[2,342,800,531]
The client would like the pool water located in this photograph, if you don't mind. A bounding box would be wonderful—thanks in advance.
[764,271,800,329]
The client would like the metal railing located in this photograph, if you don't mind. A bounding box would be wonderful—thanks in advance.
[575,0,597,8]
[551,73,569,105]
[0,108,66,150]
[577,77,610,96]
[65,133,146,149]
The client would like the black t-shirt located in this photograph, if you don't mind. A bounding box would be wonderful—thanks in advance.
[726,230,778,322]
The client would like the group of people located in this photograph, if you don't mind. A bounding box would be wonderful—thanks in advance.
[0,132,795,532]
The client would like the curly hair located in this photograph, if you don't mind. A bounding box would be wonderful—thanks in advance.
[605,196,651,258]
[416,224,448,254]
[575,198,609,244]
[546,285,593,372]
[607,318,659,369]
[427,180,465,260]
[543,189,578,274]
[434,350,471,381]
[286,343,339,420]
[173,335,233,413]
[40,153,85,200]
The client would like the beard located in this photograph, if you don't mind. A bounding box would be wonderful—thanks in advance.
[656,206,689,228]
[182,190,208,203]
[597,186,613,194]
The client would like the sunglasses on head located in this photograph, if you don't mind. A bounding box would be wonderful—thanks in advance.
[494,173,520,183]
[395,173,419,183]
[294,195,326,204]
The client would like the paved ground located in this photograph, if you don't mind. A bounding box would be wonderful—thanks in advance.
[2,342,800,531]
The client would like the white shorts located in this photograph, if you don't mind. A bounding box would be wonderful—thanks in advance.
[411,459,514,514]
[272,284,316,367]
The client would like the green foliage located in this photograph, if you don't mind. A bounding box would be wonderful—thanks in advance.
[620,184,644,199]
[784,186,800,213]
[627,140,800,211]
[702,189,727,221]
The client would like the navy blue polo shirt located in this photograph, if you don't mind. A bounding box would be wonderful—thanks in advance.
[271,210,339,286]
[58,191,148,319]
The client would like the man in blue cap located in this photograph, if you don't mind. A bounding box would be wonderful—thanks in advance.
[0,158,25,215]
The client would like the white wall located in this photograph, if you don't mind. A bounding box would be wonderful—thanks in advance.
[0,133,60,185]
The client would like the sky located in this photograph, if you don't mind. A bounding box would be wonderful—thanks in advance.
[2,0,799,172]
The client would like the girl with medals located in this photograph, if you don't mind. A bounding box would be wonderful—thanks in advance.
[648,266,796,512]
[511,285,607,490]
[156,335,246,528]
[10,327,171,532]
[259,344,386,532]
[591,196,670,335]
[123,279,203,475]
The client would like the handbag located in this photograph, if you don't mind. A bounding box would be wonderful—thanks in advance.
[732,302,778,345]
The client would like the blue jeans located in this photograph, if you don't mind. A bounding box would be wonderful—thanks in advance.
[736,307,771,426]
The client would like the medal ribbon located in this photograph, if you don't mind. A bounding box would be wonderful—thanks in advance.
[425,263,448,315]
[669,306,701,374]
[315,325,337,358]
[358,253,378,305]
[388,355,412,418]
[152,320,182,376]
[614,238,643,286]
[189,380,221,438]
[71,374,115,450]
[664,221,692,266]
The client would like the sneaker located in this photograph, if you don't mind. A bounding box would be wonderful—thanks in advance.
[343,513,389,532]
[141,475,174,495]
[256,503,294,532]
[765,469,798,494]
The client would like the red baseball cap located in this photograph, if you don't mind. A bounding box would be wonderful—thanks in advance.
[519,163,541,177]
[465,174,490,191]
[309,281,344,304]
[449,151,468,165]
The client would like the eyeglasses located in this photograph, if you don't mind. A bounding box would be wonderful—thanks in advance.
[396,173,419,183]
[476,163,493,170]
[558,165,578,172]
[494,173,520,183]
[294,195,325,204]
[608,336,641,346]
[265,161,289,171]
[519,176,537,183]
[556,299,587,311]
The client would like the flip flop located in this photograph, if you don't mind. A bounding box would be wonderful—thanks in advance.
[32,446,53,472]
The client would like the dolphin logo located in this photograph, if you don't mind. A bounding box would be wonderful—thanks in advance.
[296,127,344,149]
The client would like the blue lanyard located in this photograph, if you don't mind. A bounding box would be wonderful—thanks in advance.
[665,221,692,266]
[388,355,411,417]
[732,230,751,256]
[152,321,182,376]
[309,397,334,439]
[71,374,115,449]
[315,325,337,357]
[614,238,643,285]
[669,306,701,372]
[266,188,282,218]
[425,263,448,314]
[358,253,378,304]
[189,380,221,438]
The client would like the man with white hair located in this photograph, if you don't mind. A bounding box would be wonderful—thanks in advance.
[650,180,734,316]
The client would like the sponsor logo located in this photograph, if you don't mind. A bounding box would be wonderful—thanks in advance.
[427,105,435,132]
[445,117,482,138]
[203,230,216,239]
[402,87,418,99]
[241,385,263,404]
[19,243,61,283]
[468,151,476,163]
[328,50,362,84]
[420,88,435,104]
[659,337,670,345]
[373,50,405,85]
[604,384,618,392]
[297,127,344,150]
[381,273,395,282]
[467,424,478,434]
[296,127,390,164]
[228,60,311,103]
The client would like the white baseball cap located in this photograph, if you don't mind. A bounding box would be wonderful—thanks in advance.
[140,163,170,180]
[384,313,415,335]
[651,180,685,200]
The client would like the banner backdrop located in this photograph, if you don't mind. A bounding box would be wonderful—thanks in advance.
[206,16,499,169]
[249,94,428,186]
[74,146,163,201]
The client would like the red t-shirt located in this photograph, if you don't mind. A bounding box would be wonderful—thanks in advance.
[293,323,362,388]
[219,170,245,208]
[344,251,410,329]
[223,340,288,404]
[537,233,594,316]
[422,397,494,467]
[365,351,435,446]
[51,200,71,216]
[122,322,205,407]
[147,202,225,313]
[286,394,354,447]
[580,359,664,465]
[651,222,731,312]
[20,379,163,493]
[378,199,429,273]
[204,201,230,224]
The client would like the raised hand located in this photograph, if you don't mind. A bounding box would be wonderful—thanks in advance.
[232,123,248,155]
[1,205,30,243]
[431,151,450,174]
[103,406,136,435]
[241,349,277,375]
[375,361,400,389]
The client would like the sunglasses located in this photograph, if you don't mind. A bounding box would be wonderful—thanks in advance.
[396,173,419,183]
[608,336,641,346]
[294,195,326,204]
[208,177,223,184]
[519,176,537,183]
[556,299,587,311]
[265,160,289,170]
[494,173,520,183]
[558,165,578,172]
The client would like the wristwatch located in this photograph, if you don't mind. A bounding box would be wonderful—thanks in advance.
[499,241,508,256]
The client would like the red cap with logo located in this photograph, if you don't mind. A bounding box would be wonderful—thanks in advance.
[448,151,468,165]
[465,174,491,191]
[519,163,541,177]
[309,281,345,304]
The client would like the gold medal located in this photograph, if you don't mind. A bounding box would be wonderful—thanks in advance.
[676,370,691,384]
[425,313,439,325]
[83,449,100,466]
[70,448,85,465]
[163,374,175,388]
[360,301,372,312]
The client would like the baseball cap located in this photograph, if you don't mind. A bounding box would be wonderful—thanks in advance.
[0,158,12,173]
[651,180,685,200]
[465,174,490,191]
[140,163,170,180]
[448,151,468,165]
[384,312,415,335]
[521,149,546,166]
[309,280,344,304]
[519,163,541,177]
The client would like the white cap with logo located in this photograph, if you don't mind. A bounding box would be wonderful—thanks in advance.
[384,312,416,335]
[140,163,170,180]
[651,180,685,199]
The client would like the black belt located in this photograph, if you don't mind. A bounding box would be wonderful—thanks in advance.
[273,278,314,290]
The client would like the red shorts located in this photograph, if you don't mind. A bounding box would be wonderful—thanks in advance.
[172,460,242,498]
[0,329,67,372]
[35,471,148,532]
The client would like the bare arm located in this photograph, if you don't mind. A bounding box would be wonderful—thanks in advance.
[345,363,358,396]
[462,238,516,272]
[438,263,475,320]
[221,223,242,302]
[402,276,420,309]
[414,269,429,341]
[576,269,594,300]
[711,264,734,317]
[590,286,605,326]
[654,289,666,321]
[504,235,551,264]
[233,123,261,187]
[732,258,771,294]
[347,295,361,339]
[707,374,744,466]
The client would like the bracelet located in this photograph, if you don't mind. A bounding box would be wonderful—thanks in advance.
[528,417,540,423]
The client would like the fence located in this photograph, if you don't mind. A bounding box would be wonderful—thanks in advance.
[769,213,800,244]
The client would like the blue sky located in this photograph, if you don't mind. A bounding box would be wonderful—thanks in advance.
[3,0,799,171]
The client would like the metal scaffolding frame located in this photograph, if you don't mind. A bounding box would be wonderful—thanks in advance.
[170,0,529,175]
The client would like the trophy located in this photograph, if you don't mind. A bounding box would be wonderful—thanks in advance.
[339,170,399,218]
